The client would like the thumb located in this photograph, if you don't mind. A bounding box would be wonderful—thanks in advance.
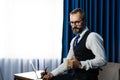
[71,56,75,60]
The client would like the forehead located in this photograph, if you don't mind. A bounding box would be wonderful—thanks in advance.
[70,12,82,21]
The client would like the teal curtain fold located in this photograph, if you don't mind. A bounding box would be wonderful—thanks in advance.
[62,0,120,63]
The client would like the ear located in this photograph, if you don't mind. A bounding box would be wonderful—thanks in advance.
[83,18,86,26]
[83,17,86,22]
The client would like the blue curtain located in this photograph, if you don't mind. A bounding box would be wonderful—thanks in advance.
[62,0,120,63]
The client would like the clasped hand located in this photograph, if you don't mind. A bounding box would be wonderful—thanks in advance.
[41,72,53,80]
[68,57,80,69]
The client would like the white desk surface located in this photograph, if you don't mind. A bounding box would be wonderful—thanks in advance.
[14,70,43,80]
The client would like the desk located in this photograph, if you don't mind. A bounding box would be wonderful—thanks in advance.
[14,70,43,80]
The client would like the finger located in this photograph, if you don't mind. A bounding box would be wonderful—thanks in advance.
[41,73,46,78]
[41,74,45,79]
[43,75,48,80]
[43,73,52,80]
[68,61,73,69]
[41,73,48,79]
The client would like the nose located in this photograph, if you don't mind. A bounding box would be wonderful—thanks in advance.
[72,24,77,28]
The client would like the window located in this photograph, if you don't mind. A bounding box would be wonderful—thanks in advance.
[0,0,63,59]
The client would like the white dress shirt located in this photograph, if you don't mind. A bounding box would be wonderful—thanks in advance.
[51,27,106,76]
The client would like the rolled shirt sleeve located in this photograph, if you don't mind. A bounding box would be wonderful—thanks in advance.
[51,39,75,76]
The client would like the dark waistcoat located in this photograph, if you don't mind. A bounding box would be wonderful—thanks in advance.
[73,31,95,61]
[73,31,99,76]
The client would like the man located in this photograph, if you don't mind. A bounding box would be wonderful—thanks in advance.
[41,8,106,80]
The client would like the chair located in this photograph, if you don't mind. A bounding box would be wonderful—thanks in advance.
[98,62,120,80]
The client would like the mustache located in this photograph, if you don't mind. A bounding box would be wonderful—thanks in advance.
[72,27,80,30]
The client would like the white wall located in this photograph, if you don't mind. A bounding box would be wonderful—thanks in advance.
[0,0,63,59]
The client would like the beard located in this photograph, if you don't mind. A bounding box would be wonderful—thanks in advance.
[72,26,85,35]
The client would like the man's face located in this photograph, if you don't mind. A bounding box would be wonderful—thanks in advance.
[70,12,85,34]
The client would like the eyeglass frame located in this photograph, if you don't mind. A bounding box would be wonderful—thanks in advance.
[69,19,83,26]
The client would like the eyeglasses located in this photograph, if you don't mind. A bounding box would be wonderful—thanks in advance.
[70,20,83,25]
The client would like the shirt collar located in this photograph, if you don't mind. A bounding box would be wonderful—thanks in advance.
[78,26,89,38]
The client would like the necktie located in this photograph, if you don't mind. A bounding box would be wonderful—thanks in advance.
[73,34,80,48]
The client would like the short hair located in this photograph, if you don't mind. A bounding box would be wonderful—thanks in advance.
[70,8,85,19]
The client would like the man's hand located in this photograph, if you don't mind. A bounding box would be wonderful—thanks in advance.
[41,72,53,80]
[68,57,81,69]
